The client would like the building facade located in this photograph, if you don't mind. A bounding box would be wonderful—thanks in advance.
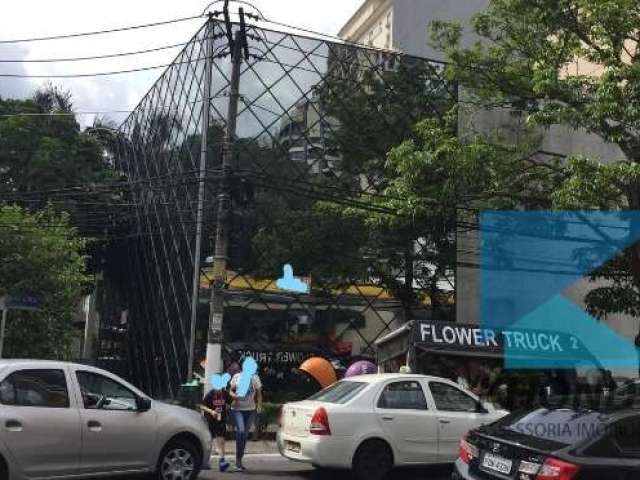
[339,0,640,378]
[338,0,487,59]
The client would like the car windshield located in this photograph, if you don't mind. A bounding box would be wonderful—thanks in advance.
[307,381,367,404]
[505,408,610,446]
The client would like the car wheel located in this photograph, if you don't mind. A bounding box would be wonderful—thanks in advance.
[156,439,201,480]
[352,439,393,480]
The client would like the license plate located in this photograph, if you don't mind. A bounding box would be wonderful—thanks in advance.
[286,442,301,453]
[482,453,513,474]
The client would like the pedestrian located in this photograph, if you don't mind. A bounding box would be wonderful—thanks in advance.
[200,383,230,472]
[229,357,263,472]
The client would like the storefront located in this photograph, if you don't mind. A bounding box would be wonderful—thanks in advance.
[224,342,321,402]
[376,320,596,411]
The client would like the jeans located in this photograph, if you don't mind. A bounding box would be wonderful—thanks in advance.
[231,409,255,464]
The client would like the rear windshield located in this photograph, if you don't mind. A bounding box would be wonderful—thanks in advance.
[307,381,367,404]
[506,409,610,446]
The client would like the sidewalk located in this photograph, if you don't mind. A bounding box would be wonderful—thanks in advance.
[212,440,280,456]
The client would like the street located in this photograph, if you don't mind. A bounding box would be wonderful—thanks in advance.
[197,455,452,480]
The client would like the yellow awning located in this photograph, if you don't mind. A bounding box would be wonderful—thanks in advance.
[200,268,451,305]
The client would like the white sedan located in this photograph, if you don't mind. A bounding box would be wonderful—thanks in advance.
[277,373,508,480]
[0,360,211,480]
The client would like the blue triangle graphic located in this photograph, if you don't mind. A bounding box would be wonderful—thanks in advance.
[504,294,640,369]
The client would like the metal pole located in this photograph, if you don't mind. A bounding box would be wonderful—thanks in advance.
[204,29,243,386]
[0,309,7,359]
[187,17,214,382]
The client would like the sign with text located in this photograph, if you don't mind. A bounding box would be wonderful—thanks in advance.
[0,295,41,311]
[414,320,589,362]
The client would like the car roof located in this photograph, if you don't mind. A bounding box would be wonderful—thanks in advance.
[341,373,454,384]
[0,359,147,397]
[0,359,92,369]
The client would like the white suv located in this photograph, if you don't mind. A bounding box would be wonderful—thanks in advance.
[0,360,211,480]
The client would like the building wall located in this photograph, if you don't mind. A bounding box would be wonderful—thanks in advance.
[339,0,487,58]
[392,0,487,59]
[339,0,393,49]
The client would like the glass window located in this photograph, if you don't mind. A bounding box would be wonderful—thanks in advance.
[76,371,137,411]
[614,417,640,454]
[377,381,428,410]
[307,381,367,404]
[430,382,477,413]
[0,369,69,408]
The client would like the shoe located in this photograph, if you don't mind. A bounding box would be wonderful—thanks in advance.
[230,464,246,472]
[219,458,230,472]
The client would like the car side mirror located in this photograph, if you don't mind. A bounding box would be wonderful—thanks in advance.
[136,396,152,412]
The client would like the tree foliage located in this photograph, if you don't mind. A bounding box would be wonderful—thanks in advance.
[0,85,111,197]
[0,204,88,359]
[431,0,640,320]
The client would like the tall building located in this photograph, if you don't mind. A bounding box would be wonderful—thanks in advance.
[338,0,488,59]
[276,89,340,176]
[339,0,640,378]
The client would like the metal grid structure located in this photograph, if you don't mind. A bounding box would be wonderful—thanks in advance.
[111,16,456,398]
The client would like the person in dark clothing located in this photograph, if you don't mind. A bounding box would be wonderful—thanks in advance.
[201,386,230,472]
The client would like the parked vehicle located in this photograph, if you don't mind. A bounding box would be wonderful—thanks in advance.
[277,373,508,480]
[0,360,211,480]
[452,406,640,479]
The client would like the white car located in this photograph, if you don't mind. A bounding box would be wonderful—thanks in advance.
[277,373,508,480]
[0,360,211,480]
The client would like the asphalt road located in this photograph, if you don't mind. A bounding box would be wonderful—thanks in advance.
[198,454,453,480]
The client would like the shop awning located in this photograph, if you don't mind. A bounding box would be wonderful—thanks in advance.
[200,268,448,306]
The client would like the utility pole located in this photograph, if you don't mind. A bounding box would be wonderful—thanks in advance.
[204,7,249,385]
[187,15,214,382]
[0,308,7,359]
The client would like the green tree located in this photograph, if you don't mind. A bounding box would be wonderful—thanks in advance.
[430,0,640,321]
[0,205,88,359]
[0,85,110,197]
[244,59,458,318]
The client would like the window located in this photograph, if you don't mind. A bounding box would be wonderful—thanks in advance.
[378,381,428,410]
[430,382,477,413]
[583,418,640,458]
[0,369,69,408]
[614,417,640,455]
[76,371,137,411]
[308,381,367,404]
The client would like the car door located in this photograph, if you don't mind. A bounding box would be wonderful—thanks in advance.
[73,369,158,474]
[0,367,82,478]
[374,379,439,464]
[427,381,488,462]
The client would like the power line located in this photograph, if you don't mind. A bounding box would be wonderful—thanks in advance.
[0,57,206,78]
[0,111,132,117]
[0,15,204,44]
[0,42,189,63]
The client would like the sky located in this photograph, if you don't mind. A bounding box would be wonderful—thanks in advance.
[0,0,364,127]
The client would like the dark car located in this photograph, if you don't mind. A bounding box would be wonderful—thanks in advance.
[452,406,640,479]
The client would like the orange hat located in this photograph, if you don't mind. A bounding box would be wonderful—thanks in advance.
[298,357,337,389]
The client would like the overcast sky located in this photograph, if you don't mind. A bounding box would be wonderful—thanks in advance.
[0,0,364,126]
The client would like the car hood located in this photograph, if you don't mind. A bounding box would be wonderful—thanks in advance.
[154,400,205,423]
